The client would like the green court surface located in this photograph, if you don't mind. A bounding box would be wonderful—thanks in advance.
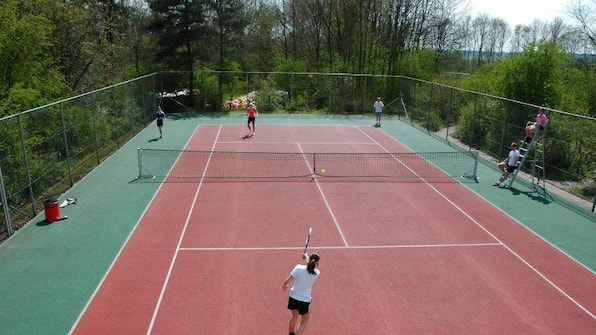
[0,113,594,334]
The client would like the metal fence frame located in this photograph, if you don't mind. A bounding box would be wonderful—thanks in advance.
[0,73,158,241]
[2,71,595,241]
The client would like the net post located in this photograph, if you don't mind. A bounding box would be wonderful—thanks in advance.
[137,148,142,179]
[471,150,479,181]
[460,149,479,182]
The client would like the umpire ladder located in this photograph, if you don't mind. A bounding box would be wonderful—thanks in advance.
[506,123,546,188]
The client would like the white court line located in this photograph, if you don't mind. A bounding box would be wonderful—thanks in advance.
[146,125,224,335]
[179,242,502,252]
[219,140,379,145]
[149,124,594,334]
[297,142,349,247]
[358,126,596,320]
[67,125,202,335]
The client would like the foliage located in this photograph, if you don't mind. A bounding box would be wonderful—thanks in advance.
[502,42,569,108]
[0,0,69,115]
[394,49,439,80]
[219,60,244,101]
[149,0,209,71]
[250,77,287,112]
[459,61,506,96]
[194,67,225,112]
[0,75,155,242]
[0,0,595,219]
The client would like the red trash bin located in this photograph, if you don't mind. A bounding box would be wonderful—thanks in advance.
[44,199,61,222]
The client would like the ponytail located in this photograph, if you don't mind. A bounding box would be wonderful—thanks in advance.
[306,259,317,274]
[306,252,320,275]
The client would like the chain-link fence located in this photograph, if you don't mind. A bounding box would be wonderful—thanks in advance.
[2,71,595,241]
[396,77,595,191]
[163,70,596,206]
[0,74,157,241]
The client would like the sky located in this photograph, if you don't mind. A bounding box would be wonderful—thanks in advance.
[466,0,572,27]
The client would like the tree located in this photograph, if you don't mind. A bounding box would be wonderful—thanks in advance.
[243,3,277,71]
[470,14,491,64]
[150,0,208,68]
[38,0,135,91]
[117,0,158,77]
[209,0,250,107]
[293,0,326,70]
[210,0,250,71]
[149,0,212,106]
[568,0,596,49]
[502,42,569,107]
[0,0,68,115]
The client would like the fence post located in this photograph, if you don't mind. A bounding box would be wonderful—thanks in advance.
[498,103,509,159]
[112,87,121,149]
[60,108,74,186]
[445,87,453,141]
[0,165,14,237]
[17,113,37,216]
[469,94,477,151]
[411,81,417,126]
[427,84,434,131]
[92,96,100,165]
[362,75,367,116]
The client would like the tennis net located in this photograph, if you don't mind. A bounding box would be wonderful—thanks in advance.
[136,148,479,181]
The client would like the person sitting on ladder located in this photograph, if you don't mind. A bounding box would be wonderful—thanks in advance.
[494,142,520,186]
[525,108,549,143]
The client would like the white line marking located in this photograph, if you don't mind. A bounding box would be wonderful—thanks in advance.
[298,143,349,247]
[179,242,502,252]
[67,125,202,335]
[358,126,596,320]
[146,125,224,334]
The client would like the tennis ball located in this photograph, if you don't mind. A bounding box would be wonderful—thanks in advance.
[321,169,326,175]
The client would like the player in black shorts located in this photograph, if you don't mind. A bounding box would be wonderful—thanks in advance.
[283,252,320,335]
[246,102,258,136]
[155,106,166,138]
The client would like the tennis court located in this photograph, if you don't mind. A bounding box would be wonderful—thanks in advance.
[1,115,595,334]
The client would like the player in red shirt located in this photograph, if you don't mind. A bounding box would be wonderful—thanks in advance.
[246,102,258,136]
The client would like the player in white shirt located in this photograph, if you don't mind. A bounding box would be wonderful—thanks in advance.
[282,251,320,335]
[373,96,384,127]
[494,142,520,186]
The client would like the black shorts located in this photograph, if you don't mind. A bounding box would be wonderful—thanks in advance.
[539,125,545,130]
[247,117,256,124]
[506,164,517,173]
[287,296,310,315]
[156,119,164,127]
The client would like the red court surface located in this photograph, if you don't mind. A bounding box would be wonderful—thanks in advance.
[72,125,596,334]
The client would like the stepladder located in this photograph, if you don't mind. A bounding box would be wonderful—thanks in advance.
[504,123,546,188]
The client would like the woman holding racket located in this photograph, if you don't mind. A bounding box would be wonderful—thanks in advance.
[246,102,258,136]
[282,251,321,335]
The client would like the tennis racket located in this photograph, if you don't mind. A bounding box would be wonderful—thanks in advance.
[302,227,313,259]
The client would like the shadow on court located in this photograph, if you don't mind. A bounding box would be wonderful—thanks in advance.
[35,219,55,227]
[507,186,553,204]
